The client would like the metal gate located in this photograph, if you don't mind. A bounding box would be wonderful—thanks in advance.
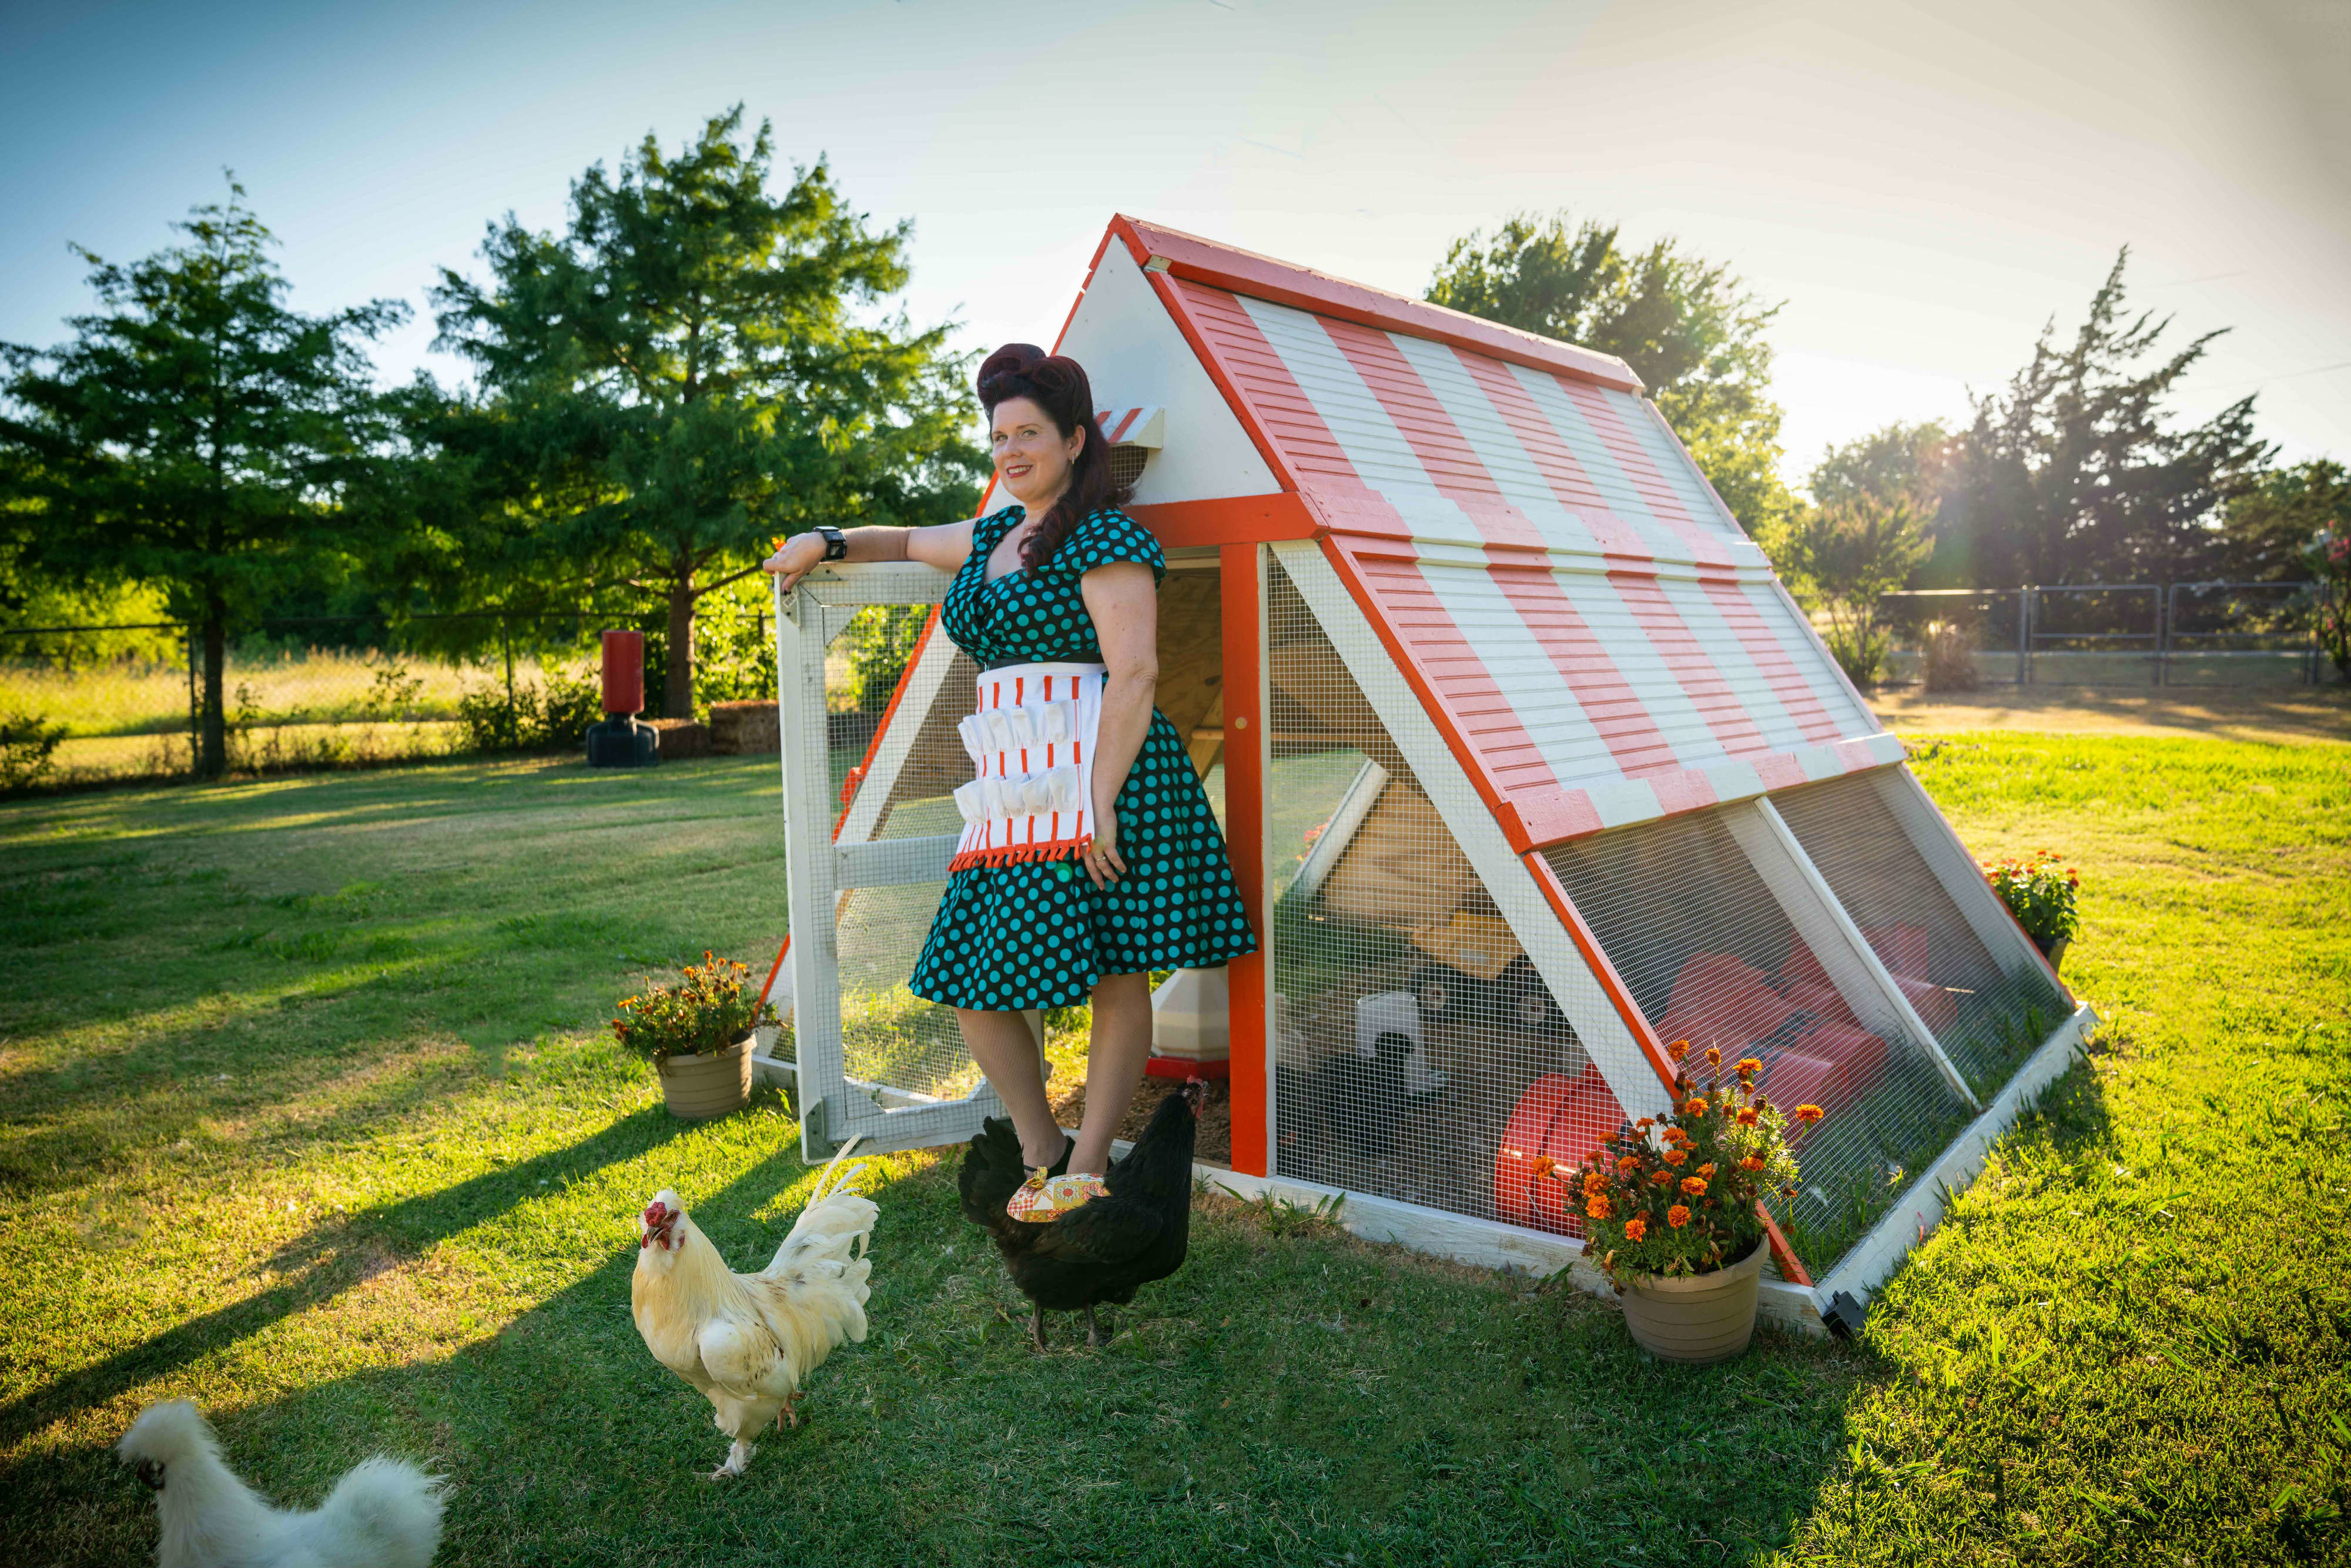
[774,561,1027,1158]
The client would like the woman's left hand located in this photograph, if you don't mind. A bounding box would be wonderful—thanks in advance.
[1083,808,1127,889]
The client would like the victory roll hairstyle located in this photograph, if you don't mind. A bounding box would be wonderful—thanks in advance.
[977,344,1134,572]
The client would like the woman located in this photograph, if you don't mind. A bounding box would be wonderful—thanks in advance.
[763,344,1255,1217]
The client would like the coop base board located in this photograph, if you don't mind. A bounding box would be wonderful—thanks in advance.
[1151,1158,1830,1336]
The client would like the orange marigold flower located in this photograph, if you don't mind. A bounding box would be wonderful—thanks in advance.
[1684,1098,1708,1117]
[1681,1175,1708,1197]
[1667,1204,1692,1228]
[1740,1155,1767,1171]
[1705,1045,1722,1067]
[1616,1154,1642,1173]
[1583,1172,1608,1197]
[1794,1103,1826,1124]
[1667,1039,1689,1063]
[1736,1107,1759,1125]
[1623,1215,1648,1242]
[1698,1162,1716,1178]
[1586,1195,1613,1219]
[1635,1117,1655,1131]
[1664,1148,1689,1167]
[1651,1169,1674,1186]
[1529,1155,1556,1178]
[1736,1057,1763,1077]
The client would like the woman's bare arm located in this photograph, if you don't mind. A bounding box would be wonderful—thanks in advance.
[1079,561,1158,889]
[763,519,976,591]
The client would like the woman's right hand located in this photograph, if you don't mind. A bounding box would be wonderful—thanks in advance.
[762,532,828,592]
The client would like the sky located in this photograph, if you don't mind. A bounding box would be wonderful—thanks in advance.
[3,0,2346,495]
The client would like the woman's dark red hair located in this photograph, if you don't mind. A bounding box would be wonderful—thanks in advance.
[977,344,1134,573]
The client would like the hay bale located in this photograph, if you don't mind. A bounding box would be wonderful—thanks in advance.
[708,700,778,755]
[649,718,711,758]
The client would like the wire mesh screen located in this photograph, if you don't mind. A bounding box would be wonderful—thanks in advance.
[813,603,984,1103]
[1265,560,1623,1230]
[1542,808,1975,1275]
[1771,773,2069,1101]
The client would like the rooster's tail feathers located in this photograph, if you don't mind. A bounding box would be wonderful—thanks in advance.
[772,1188,880,1275]
[310,1456,446,1568]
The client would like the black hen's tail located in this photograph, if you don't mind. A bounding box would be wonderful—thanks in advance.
[959,1116,1030,1240]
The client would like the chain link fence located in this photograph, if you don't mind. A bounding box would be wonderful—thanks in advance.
[1876,581,2332,691]
[0,611,730,789]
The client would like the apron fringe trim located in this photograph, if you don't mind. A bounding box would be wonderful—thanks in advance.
[947,836,1091,874]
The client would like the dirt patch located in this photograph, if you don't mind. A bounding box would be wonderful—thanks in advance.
[1868,684,2350,744]
[1049,1071,1233,1165]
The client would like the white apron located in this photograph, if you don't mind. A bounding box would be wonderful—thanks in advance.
[948,661,1105,872]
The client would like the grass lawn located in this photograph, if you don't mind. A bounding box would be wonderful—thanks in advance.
[2,735,2346,1566]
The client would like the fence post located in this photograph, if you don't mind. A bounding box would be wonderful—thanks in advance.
[2157,582,2171,689]
[502,621,517,747]
[2018,587,2031,688]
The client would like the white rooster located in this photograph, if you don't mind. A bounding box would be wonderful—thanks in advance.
[632,1138,878,1479]
[115,1399,444,1568]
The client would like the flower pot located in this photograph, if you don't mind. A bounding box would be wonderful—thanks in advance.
[1617,1239,1766,1364]
[2033,933,2070,971]
[655,1032,755,1120]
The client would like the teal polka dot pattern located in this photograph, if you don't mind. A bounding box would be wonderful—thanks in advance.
[909,505,1257,1010]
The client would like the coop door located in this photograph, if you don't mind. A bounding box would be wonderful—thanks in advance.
[774,564,1023,1158]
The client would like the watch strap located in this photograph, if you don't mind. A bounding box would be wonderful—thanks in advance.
[816,525,849,562]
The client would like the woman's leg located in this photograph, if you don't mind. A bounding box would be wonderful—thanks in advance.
[957,1009,1063,1168]
[1071,970,1153,1175]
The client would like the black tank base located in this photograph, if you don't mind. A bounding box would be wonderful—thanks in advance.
[585,716,658,768]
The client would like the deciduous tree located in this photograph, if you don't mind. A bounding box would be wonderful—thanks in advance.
[0,182,404,775]
[426,108,982,718]
[1426,211,1796,538]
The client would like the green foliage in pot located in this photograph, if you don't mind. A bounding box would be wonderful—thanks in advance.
[609,951,776,1063]
[1983,849,2081,944]
[1549,1043,1819,1284]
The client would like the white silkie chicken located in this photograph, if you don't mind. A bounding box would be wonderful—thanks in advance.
[115,1399,444,1568]
[632,1138,878,1479]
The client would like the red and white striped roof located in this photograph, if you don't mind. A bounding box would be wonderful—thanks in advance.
[1102,218,1901,850]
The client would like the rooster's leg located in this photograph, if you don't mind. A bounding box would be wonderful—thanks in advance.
[1031,1301,1048,1353]
[776,1391,803,1430]
[708,1439,756,1481]
[1085,1305,1104,1349]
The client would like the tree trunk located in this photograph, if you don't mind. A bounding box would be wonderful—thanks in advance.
[665,579,696,721]
[199,599,227,779]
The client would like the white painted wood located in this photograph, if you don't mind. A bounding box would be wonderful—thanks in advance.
[1054,242,1284,504]
[1184,1161,1827,1335]
[1815,1001,2098,1306]
[776,570,1001,1157]
[1290,756,1388,901]
[835,833,959,889]
[1874,766,2055,984]
[1269,541,1671,1127]
[1734,798,1980,1108]
[1247,544,1278,1170]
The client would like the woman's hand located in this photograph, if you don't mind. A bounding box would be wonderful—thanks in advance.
[1083,806,1127,889]
[762,532,828,592]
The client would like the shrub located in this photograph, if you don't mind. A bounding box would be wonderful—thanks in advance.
[1984,850,2081,944]
[457,661,602,753]
[1550,1041,1816,1283]
[1924,619,1981,692]
[610,953,778,1063]
[2312,526,2350,683]
[0,709,67,790]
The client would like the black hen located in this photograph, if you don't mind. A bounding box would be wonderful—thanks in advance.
[958,1080,1204,1350]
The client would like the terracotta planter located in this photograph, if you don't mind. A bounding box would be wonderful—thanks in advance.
[1617,1240,1766,1364]
[655,1032,755,1120]
[2034,933,2071,971]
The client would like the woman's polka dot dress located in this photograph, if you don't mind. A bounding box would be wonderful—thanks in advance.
[908,505,1257,1011]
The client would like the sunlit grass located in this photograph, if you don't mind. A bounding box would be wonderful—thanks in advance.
[1,736,2345,1565]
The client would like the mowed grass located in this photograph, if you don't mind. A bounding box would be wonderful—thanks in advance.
[1,735,2346,1566]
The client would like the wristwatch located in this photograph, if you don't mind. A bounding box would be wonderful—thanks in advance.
[816,525,849,562]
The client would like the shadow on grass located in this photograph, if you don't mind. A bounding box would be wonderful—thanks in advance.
[0,1105,704,1449]
[9,1129,841,1568]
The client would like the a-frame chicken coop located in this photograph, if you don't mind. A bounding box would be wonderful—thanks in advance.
[771,217,2097,1329]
